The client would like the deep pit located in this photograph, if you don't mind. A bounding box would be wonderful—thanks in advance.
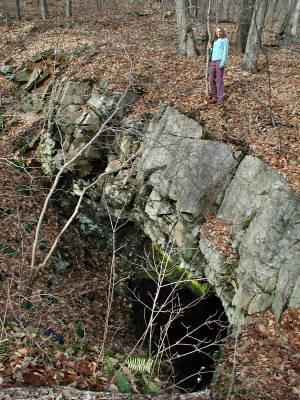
[129,278,228,392]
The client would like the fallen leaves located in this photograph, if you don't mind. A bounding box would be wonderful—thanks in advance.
[22,371,46,387]
[202,216,238,258]
[0,322,168,395]
[0,330,106,391]
[211,308,300,399]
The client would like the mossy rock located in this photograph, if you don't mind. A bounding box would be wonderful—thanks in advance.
[137,246,209,298]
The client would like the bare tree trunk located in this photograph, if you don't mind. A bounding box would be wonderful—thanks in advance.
[14,0,21,20]
[189,0,198,17]
[40,0,49,20]
[235,0,256,52]
[221,0,230,21]
[176,0,198,58]
[205,0,212,96]
[291,0,300,35]
[277,0,293,35]
[66,0,72,18]
[268,0,280,25]
[229,0,240,22]
[215,0,220,24]
[0,0,7,15]
[242,0,269,73]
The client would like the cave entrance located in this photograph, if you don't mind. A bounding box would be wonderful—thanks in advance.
[129,278,228,392]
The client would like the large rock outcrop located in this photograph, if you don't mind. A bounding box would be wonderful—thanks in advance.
[201,156,300,323]
[37,78,300,326]
[134,105,238,256]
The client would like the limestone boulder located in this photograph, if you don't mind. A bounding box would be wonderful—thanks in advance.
[0,65,14,75]
[87,95,115,118]
[38,79,140,176]
[24,68,45,91]
[133,105,237,255]
[112,90,143,118]
[137,106,237,218]
[201,156,300,323]
[60,81,91,106]
[10,68,33,83]
[57,104,83,135]
[56,81,92,135]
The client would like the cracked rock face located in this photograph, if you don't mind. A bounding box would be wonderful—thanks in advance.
[135,105,238,255]
[213,156,300,323]
[38,79,300,326]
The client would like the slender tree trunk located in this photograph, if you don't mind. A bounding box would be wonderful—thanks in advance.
[277,0,293,35]
[291,0,300,35]
[66,0,72,18]
[242,0,269,73]
[189,0,197,17]
[235,0,256,52]
[228,0,240,22]
[215,0,222,25]
[1,0,7,16]
[205,0,212,96]
[269,0,280,25]
[176,0,198,58]
[40,0,49,20]
[14,0,21,20]
[221,0,230,21]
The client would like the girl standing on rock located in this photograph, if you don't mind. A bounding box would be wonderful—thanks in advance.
[209,26,229,106]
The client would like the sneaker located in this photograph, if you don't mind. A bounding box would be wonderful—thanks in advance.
[216,100,224,106]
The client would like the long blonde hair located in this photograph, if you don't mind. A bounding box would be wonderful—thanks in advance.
[212,26,227,41]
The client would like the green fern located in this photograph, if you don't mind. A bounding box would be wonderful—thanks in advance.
[103,357,113,377]
[126,357,153,373]
[116,371,133,393]
[142,375,162,394]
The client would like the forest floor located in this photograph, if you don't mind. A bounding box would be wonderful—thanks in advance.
[0,1,300,398]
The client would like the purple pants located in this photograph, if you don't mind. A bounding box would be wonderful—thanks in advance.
[209,60,225,101]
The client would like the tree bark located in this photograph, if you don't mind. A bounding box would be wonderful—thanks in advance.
[14,0,21,20]
[95,0,101,10]
[40,0,49,20]
[0,387,212,400]
[222,0,230,21]
[176,0,198,58]
[215,0,220,24]
[229,0,240,22]
[268,0,280,25]
[291,0,300,35]
[277,0,294,35]
[189,0,198,17]
[242,0,269,73]
[66,0,72,18]
[235,0,256,52]
[205,0,212,96]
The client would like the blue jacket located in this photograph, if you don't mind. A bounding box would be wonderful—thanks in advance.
[211,38,229,68]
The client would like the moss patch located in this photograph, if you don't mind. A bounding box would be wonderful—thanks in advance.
[242,213,256,230]
[137,246,209,298]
